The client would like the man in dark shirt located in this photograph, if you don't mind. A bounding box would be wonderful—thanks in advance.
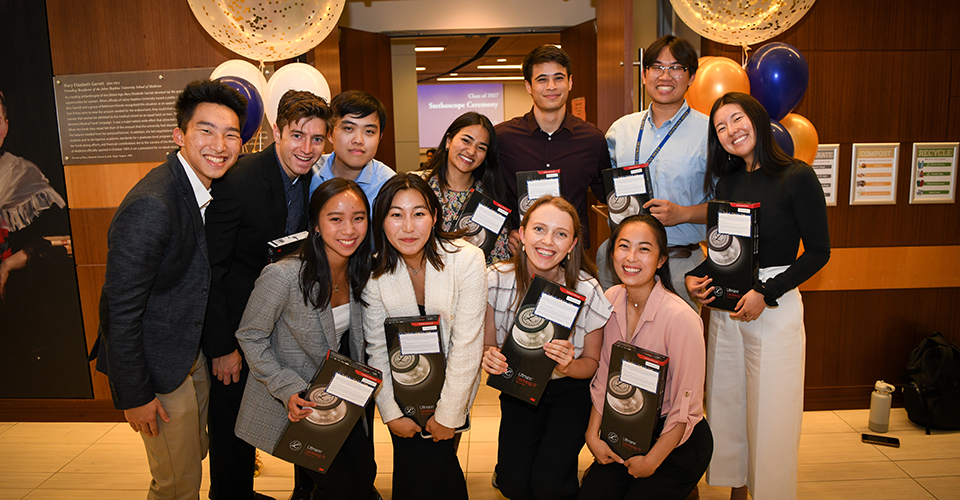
[495,45,610,251]
[203,90,331,500]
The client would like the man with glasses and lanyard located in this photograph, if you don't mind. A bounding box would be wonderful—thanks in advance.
[599,35,709,312]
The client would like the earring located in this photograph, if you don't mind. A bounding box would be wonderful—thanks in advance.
[521,243,525,253]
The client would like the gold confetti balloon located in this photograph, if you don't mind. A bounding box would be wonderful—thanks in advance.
[670,0,816,47]
[188,0,344,62]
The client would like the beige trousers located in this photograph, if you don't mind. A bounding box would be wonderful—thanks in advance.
[139,353,210,500]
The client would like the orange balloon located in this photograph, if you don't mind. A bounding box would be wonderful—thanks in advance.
[780,113,819,165]
[685,57,750,116]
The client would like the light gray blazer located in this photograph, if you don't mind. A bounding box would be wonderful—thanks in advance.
[234,257,365,453]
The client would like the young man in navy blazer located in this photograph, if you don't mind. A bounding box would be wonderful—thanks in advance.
[97,79,247,500]
[203,90,331,500]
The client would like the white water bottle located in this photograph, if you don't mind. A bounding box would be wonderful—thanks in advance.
[869,380,895,433]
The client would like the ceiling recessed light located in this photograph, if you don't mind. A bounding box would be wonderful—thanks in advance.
[477,64,522,70]
[450,73,458,76]
[437,76,526,82]
[414,47,445,52]
[497,58,507,62]
[416,67,426,71]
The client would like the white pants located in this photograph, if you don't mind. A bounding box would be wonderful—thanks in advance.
[704,266,805,500]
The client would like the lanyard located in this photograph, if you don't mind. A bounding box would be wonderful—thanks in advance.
[634,107,690,165]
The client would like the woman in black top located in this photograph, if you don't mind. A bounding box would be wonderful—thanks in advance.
[685,92,829,500]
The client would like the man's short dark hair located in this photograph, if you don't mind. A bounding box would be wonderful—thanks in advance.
[275,90,332,135]
[643,35,700,78]
[175,79,248,131]
[522,45,573,83]
[330,90,387,133]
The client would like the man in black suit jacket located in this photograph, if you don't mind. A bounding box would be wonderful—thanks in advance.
[203,90,331,500]
[97,80,246,500]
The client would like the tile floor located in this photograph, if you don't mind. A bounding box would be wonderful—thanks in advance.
[1,384,958,499]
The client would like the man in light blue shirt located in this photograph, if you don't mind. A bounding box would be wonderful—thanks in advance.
[599,35,709,311]
[309,90,395,205]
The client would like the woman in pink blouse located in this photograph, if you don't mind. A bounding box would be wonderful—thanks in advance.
[578,214,713,499]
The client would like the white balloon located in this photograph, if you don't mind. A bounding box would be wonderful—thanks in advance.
[188,0,344,62]
[210,60,267,101]
[264,63,332,126]
[670,0,816,47]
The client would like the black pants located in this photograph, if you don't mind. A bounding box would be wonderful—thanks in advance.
[577,419,713,500]
[389,422,468,500]
[207,359,255,500]
[497,377,592,500]
[300,415,378,500]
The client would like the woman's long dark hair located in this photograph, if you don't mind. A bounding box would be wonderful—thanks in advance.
[605,214,676,295]
[298,178,372,308]
[371,173,461,279]
[424,112,510,207]
[704,92,797,196]
[504,195,597,311]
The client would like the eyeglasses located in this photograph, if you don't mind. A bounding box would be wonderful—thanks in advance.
[645,65,687,79]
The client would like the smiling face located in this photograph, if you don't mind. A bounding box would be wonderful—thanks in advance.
[382,188,435,262]
[525,61,572,114]
[173,102,242,188]
[612,221,666,292]
[445,124,489,176]
[329,113,382,177]
[316,189,368,265]
[713,103,757,168]
[274,117,327,179]
[643,46,693,108]
[520,203,578,279]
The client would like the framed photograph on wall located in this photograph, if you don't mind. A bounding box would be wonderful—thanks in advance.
[909,142,957,204]
[850,143,899,206]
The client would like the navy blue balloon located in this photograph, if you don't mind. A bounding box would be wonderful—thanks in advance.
[770,118,794,157]
[216,76,264,144]
[746,43,809,121]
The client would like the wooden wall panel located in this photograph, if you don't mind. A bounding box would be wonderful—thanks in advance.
[76,265,110,400]
[338,27,397,170]
[308,29,343,99]
[63,163,157,209]
[69,209,117,266]
[561,19,599,127]
[46,0,240,75]
[595,0,632,132]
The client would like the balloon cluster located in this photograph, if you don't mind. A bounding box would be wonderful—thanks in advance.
[209,60,332,147]
[685,43,818,165]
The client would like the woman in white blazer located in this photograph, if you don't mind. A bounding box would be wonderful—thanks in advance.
[363,173,486,500]
[235,178,378,500]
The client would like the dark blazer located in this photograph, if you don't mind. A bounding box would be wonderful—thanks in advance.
[202,143,311,358]
[235,258,366,452]
[97,151,211,410]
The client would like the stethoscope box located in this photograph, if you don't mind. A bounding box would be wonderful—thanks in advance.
[384,315,446,429]
[704,200,760,312]
[453,190,511,259]
[600,341,669,459]
[602,164,654,233]
[273,350,381,473]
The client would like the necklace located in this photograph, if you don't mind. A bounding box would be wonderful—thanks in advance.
[407,261,424,276]
[625,291,640,309]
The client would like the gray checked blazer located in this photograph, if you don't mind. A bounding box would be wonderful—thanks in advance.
[234,257,365,453]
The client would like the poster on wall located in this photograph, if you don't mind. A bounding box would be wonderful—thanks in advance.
[813,144,839,206]
[0,0,92,398]
[417,84,504,148]
[849,143,899,206]
[909,143,957,204]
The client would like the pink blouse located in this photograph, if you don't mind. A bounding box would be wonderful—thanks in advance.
[589,279,705,446]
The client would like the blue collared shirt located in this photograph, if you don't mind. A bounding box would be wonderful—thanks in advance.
[308,153,396,207]
[605,101,709,246]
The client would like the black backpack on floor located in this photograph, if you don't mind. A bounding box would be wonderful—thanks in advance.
[901,332,960,434]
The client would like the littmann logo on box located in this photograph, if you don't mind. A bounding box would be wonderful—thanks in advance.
[503,367,515,379]
[289,440,302,451]
[713,286,724,298]
[607,432,620,443]
[404,406,416,416]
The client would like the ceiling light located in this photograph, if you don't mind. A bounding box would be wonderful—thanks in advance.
[437,76,525,81]
[415,47,445,52]
[450,73,458,76]
[497,58,507,62]
[416,67,426,71]
[477,64,523,70]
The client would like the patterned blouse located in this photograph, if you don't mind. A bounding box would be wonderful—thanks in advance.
[416,171,511,265]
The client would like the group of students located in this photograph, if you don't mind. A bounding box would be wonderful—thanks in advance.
[97,33,829,500]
